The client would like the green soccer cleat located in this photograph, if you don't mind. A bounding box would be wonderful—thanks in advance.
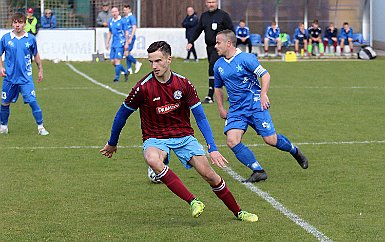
[190,198,205,218]
[237,210,259,222]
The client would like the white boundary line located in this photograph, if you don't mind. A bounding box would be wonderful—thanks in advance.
[2,140,384,150]
[63,63,337,240]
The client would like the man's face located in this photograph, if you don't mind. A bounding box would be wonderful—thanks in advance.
[329,23,334,30]
[206,0,218,12]
[344,24,349,31]
[215,34,228,56]
[187,7,194,16]
[102,5,109,11]
[299,23,304,31]
[123,7,130,16]
[12,19,25,33]
[239,22,245,28]
[111,7,119,18]
[148,50,171,78]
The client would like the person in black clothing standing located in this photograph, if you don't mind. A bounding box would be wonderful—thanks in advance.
[182,7,199,62]
[187,0,233,104]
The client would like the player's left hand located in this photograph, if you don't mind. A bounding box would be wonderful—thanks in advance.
[37,70,43,83]
[0,68,6,77]
[260,93,270,110]
[100,143,117,158]
[209,151,228,168]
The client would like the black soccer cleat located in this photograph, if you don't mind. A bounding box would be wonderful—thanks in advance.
[243,170,268,183]
[292,147,308,169]
[113,79,119,82]
[202,96,214,104]
[124,72,129,82]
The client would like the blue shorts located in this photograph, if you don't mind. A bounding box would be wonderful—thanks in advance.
[128,35,136,51]
[110,47,124,60]
[268,38,277,44]
[224,110,276,137]
[341,38,351,45]
[295,38,306,45]
[143,136,205,169]
[2,81,36,104]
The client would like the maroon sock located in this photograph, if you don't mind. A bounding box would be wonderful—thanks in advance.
[157,166,195,203]
[333,42,337,52]
[211,178,241,216]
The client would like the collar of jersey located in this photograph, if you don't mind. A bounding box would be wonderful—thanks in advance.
[224,48,242,63]
[112,16,122,22]
[10,31,28,39]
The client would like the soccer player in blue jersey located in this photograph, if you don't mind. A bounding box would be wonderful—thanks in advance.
[263,20,281,57]
[0,12,49,135]
[213,30,308,183]
[105,7,129,82]
[122,4,142,74]
[293,22,309,57]
[339,22,354,56]
[235,20,252,53]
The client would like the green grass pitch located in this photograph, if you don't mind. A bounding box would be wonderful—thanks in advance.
[0,57,384,241]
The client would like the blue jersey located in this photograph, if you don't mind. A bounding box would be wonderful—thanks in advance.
[340,27,353,39]
[294,27,308,40]
[0,31,37,84]
[236,26,250,39]
[264,26,280,40]
[124,13,137,35]
[214,49,268,114]
[108,16,127,48]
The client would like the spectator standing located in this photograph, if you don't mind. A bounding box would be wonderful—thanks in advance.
[100,40,258,222]
[182,7,199,62]
[122,4,142,74]
[41,9,56,29]
[339,22,354,55]
[25,8,39,35]
[323,22,338,55]
[96,1,112,27]
[213,30,308,183]
[187,0,234,104]
[105,7,129,82]
[0,12,49,135]
[293,22,309,57]
[235,20,252,53]
[263,21,281,57]
[307,19,324,56]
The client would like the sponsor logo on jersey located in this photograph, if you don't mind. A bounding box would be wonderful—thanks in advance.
[153,97,160,101]
[173,90,182,100]
[156,103,180,114]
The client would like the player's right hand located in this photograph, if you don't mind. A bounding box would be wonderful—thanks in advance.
[0,68,6,77]
[219,109,227,119]
[100,143,117,158]
[209,151,228,168]
[186,43,192,50]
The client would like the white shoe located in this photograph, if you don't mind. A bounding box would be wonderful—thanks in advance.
[0,125,8,134]
[134,62,142,74]
[128,68,133,74]
[38,127,49,136]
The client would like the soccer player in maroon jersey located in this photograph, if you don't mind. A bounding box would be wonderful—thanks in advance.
[100,41,258,222]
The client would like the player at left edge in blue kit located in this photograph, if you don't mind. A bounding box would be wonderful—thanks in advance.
[0,12,49,135]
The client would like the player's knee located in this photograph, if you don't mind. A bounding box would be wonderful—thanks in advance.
[263,135,277,146]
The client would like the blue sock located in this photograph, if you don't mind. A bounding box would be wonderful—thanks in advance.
[0,105,10,125]
[128,55,136,64]
[114,64,122,80]
[126,57,132,70]
[276,134,297,155]
[120,64,127,74]
[29,101,43,125]
[231,143,263,171]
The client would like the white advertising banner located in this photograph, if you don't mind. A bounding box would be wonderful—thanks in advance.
[36,29,95,61]
[1,28,206,61]
[95,27,207,59]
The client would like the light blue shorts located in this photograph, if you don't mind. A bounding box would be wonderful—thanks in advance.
[224,110,276,137]
[143,136,205,169]
[110,46,124,60]
[2,81,36,104]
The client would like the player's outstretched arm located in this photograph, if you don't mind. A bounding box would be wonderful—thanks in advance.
[100,104,134,158]
[191,104,229,168]
[260,72,271,111]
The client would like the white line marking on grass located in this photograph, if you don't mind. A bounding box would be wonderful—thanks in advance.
[224,167,333,242]
[66,63,128,97]
[38,87,100,90]
[2,140,384,150]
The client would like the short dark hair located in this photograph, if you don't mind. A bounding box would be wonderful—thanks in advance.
[11,12,26,22]
[147,41,172,56]
[217,29,236,46]
[343,22,349,26]
[123,4,131,9]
